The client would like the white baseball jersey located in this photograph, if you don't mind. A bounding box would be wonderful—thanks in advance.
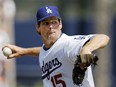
[39,33,95,87]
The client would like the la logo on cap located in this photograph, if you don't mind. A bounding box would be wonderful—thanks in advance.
[46,7,52,14]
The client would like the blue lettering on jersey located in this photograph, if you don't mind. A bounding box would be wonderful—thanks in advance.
[74,36,85,40]
[41,58,62,80]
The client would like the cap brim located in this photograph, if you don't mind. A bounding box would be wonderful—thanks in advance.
[37,15,61,22]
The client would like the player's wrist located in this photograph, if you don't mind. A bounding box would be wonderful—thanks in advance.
[80,47,91,55]
[23,48,32,55]
[25,48,39,56]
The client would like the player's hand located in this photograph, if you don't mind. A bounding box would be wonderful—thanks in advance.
[2,44,27,59]
[79,48,95,69]
[79,54,95,69]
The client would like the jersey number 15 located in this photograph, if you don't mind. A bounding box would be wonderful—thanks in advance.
[51,73,66,87]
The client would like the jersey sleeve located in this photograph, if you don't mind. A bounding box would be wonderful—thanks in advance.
[64,34,95,64]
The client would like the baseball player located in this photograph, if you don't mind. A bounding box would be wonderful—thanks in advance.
[3,6,110,87]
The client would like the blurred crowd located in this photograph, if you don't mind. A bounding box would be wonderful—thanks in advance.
[0,0,16,87]
[0,0,10,87]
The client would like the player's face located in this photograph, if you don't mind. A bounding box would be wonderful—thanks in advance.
[36,16,62,48]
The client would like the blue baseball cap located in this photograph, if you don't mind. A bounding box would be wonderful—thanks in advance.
[36,6,61,23]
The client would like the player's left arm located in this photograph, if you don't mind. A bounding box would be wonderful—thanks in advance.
[80,34,110,67]
[81,34,110,53]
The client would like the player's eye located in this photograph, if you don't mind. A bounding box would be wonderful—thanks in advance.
[42,22,49,25]
[51,20,58,24]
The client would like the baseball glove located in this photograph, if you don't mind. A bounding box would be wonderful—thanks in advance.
[72,54,99,86]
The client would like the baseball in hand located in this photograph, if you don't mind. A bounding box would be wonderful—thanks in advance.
[2,47,12,57]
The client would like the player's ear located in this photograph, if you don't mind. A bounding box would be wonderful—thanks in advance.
[59,20,62,30]
[36,22,40,28]
[36,23,41,35]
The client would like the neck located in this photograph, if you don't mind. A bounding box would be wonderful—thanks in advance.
[44,32,62,49]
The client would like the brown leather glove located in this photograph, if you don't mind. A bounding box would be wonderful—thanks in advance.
[72,54,99,86]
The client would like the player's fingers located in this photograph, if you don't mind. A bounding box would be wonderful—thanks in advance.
[2,44,15,53]
[81,54,93,67]
[81,54,89,64]
[8,53,22,59]
[86,54,93,66]
[80,55,87,69]
[87,54,93,63]
[80,55,86,63]
[2,45,9,51]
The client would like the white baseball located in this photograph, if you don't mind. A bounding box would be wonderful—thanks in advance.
[2,47,12,56]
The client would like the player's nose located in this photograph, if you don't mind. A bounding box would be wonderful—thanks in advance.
[49,23,54,28]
